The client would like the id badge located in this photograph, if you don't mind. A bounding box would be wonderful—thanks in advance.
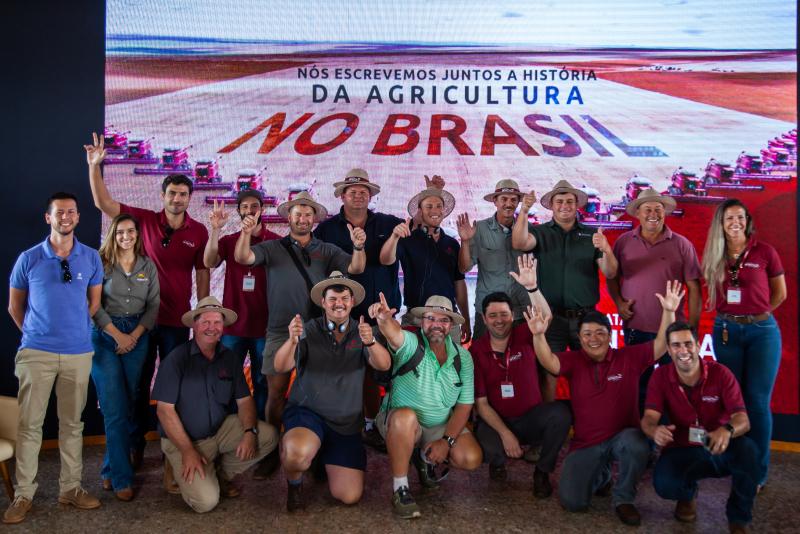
[500,382,515,399]
[727,288,742,304]
[242,274,256,292]
[688,425,707,446]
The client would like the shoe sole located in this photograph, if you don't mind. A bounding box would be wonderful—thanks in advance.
[394,509,422,519]
[2,511,30,525]
[57,498,101,510]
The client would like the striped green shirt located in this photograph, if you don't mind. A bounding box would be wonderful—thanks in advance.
[382,330,474,427]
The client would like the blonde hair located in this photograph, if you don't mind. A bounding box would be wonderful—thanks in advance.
[99,214,143,271]
[701,199,754,309]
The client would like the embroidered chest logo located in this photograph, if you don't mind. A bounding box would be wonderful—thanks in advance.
[135,273,149,282]
[743,262,760,269]
[701,395,720,403]
[607,373,623,382]
[182,240,196,248]
[509,351,522,362]
[76,272,84,280]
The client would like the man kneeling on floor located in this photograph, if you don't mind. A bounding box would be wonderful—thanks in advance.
[528,281,684,526]
[274,272,391,511]
[372,293,482,519]
[152,297,278,513]
[642,321,757,534]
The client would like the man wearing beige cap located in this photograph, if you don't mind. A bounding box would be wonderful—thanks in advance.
[512,180,617,353]
[456,179,534,340]
[152,297,279,513]
[234,191,366,428]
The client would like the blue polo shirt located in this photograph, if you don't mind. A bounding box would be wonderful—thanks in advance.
[314,207,402,322]
[10,237,103,354]
[396,228,464,309]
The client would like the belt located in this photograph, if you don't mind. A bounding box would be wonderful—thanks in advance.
[553,307,593,319]
[719,312,770,325]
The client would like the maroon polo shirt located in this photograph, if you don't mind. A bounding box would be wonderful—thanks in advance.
[120,204,208,328]
[715,239,783,315]
[472,323,543,419]
[217,227,280,338]
[558,342,654,450]
[645,359,746,449]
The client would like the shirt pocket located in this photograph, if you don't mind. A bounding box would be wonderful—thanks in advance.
[213,379,233,405]
[479,244,509,273]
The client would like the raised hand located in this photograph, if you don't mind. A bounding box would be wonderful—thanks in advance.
[592,227,611,253]
[288,314,304,343]
[84,131,106,166]
[368,292,397,323]
[348,223,367,249]
[523,304,548,336]
[358,316,374,345]
[391,218,412,239]
[424,174,445,190]
[655,280,685,313]
[209,199,229,230]
[521,190,537,210]
[241,214,259,235]
[456,213,477,242]
[509,254,538,290]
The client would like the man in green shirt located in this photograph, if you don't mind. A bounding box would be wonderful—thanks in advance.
[371,294,482,519]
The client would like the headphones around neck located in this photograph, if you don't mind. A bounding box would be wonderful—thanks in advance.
[419,224,440,237]
[326,320,348,333]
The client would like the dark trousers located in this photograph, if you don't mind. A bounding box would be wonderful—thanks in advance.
[131,325,190,452]
[546,313,584,352]
[475,401,572,473]
[624,328,668,414]
[653,437,759,525]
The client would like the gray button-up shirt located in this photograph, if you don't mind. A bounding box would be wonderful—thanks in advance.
[93,256,160,331]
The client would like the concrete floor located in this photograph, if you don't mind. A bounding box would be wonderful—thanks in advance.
[7,443,799,533]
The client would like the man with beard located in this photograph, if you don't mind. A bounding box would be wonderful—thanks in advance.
[642,322,756,534]
[380,186,471,342]
[372,293,482,519]
[5,193,104,524]
[470,254,571,497]
[234,192,365,429]
[274,272,391,511]
[86,133,210,476]
[511,180,617,352]
[152,297,278,513]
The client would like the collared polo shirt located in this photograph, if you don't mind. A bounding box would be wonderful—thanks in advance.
[613,225,701,332]
[93,255,160,331]
[288,317,370,434]
[645,359,746,449]
[714,239,783,315]
[217,227,280,338]
[151,340,250,441]
[396,228,464,310]
[10,237,103,354]
[530,220,602,310]
[250,237,351,332]
[382,330,474,427]
[315,207,403,323]
[471,323,543,419]
[469,216,534,320]
[557,342,653,450]
[120,204,208,328]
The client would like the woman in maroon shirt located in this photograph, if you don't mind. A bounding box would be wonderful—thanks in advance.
[701,199,787,489]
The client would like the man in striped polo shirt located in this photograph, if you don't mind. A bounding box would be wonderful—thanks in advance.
[371,294,482,519]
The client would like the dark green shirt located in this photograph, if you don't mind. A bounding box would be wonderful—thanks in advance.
[529,220,602,309]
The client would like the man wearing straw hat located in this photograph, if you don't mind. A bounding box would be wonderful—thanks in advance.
[511,180,618,353]
[234,191,366,429]
[456,178,534,341]
[152,297,279,513]
[379,185,471,342]
[273,271,391,512]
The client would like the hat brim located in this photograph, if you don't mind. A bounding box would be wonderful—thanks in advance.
[409,306,465,325]
[407,189,456,219]
[540,188,589,210]
[181,307,238,328]
[333,181,381,198]
[310,278,366,307]
[483,191,523,203]
[625,194,677,217]
[277,199,328,222]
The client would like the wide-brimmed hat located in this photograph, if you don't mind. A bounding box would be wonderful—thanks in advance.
[333,168,381,198]
[625,188,677,216]
[540,180,589,210]
[409,295,465,325]
[483,179,524,202]
[181,296,238,327]
[277,191,328,222]
[310,271,366,307]
[407,188,456,219]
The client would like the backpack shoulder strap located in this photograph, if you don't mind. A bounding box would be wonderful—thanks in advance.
[389,330,426,380]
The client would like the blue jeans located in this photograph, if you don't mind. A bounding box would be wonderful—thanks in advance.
[624,328,667,415]
[221,335,267,421]
[131,324,189,452]
[653,437,759,524]
[91,316,149,490]
[712,315,781,485]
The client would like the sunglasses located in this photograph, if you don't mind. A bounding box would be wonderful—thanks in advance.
[60,259,72,283]
[161,226,175,248]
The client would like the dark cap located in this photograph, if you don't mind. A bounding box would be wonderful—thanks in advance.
[236,189,264,207]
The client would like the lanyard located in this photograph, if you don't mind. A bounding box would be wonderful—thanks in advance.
[491,346,512,382]
[727,246,750,289]
[676,361,708,426]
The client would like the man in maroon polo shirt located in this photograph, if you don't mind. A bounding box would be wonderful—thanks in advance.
[527,280,684,526]
[642,322,757,534]
[471,255,571,498]
[86,133,209,477]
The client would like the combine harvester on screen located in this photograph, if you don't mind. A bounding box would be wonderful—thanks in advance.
[134,145,193,175]
[609,175,683,216]
[576,185,632,230]
[663,167,726,203]
[262,180,316,223]
[102,126,130,155]
[205,166,276,206]
[192,157,232,191]
[702,159,764,193]
[104,137,159,165]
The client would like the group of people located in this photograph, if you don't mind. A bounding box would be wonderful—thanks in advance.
[3,132,786,533]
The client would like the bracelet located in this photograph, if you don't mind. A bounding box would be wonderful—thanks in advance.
[363,339,376,347]
[526,286,539,293]
[353,244,365,251]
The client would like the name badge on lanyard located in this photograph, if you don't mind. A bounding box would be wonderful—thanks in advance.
[688,424,707,446]
[727,289,742,304]
[500,381,515,398]
[494,347,515,398]
[242,272,256,292]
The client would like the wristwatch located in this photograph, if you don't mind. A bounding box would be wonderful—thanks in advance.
[442,434,456,448]
[244,426,259,436]
[724,423,735,438]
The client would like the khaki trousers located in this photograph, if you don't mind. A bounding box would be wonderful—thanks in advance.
[14,348,94,499]
[161,416,278,513]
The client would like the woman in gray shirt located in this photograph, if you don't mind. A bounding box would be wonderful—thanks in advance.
[91,214,159,501]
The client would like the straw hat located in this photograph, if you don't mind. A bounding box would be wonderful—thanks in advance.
[483,179,524,202]
[277,191,328,222]
[625,188,677,216]
[407,188,456,219]
[309,271,366,307]
[333,168,381,198]
[181,296,238,327]
[539,180,589,210]
[409,295,465,325]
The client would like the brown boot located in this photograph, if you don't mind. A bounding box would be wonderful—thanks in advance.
[58,487,101,510]
[114,487,134,502]
[163,459,181,495]
[2,496,32,524]
[674,499,697,522]
[729,523,749,534]
[615,503,641,526]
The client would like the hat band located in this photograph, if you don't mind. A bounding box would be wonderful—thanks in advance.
[427,305,453,313]
[345,176,368,183]
[496,188,520,193]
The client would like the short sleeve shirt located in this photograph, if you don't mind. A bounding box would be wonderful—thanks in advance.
[288,317,369,434]
[93,255,160,331]
[119,204,208,328]
[558,342,654,449]
[382,330,474,427]
[396,229,464,310]
[151,340,250,441]
[715,239,783,315]
[645,360,746,448]
[10,237,103,354]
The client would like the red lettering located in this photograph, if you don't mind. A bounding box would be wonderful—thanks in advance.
[218,113,313,154]
[294,113,359,156]
[481,115,538,156]
[428,114,474,156]
[524,114,581,157]
[372,114,420,155]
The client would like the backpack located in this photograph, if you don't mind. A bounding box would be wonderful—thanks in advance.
[374,330,462,390]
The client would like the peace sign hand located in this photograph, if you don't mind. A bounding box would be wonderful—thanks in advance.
[84,132,106,166]
[424,175,445,190]
[209,199,229,230]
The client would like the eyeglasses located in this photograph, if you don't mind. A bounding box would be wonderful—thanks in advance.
[60,259,72,283]
[422,315,452,325]
[161,226,175,248]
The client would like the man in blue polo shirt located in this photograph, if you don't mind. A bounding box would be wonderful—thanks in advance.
[4,193,104,525]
